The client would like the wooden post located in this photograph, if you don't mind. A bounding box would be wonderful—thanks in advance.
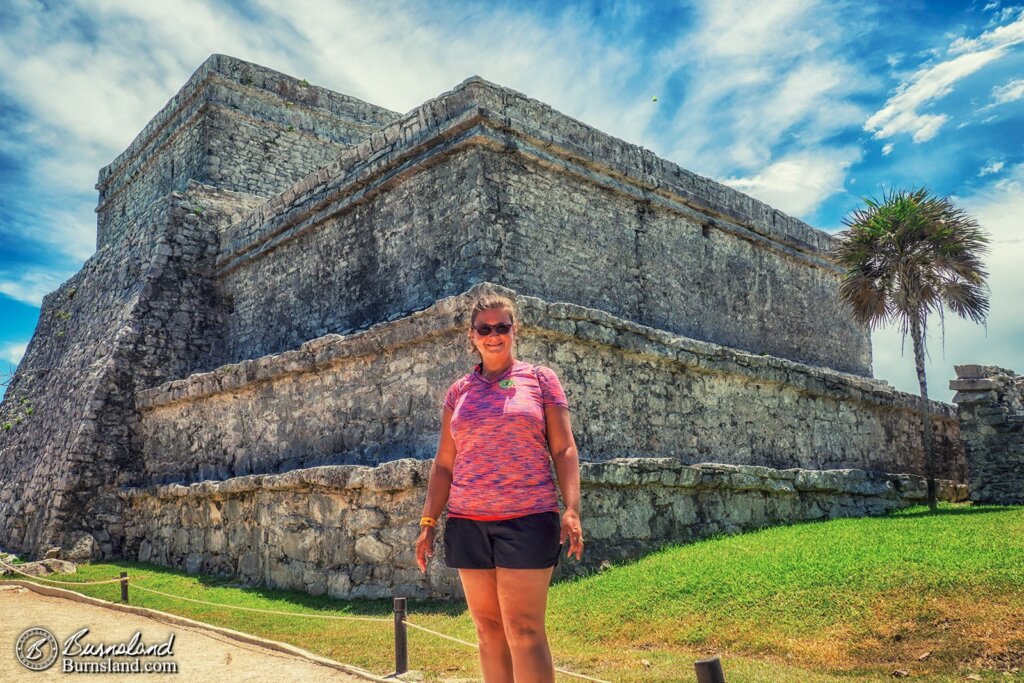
[695,656,726,683]
[119,572,128,603]
[393,597,408,675]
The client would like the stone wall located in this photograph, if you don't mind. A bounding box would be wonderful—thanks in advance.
[212,75,871,376]
[133,284,963,488]
[0,193,182,559]
[0,183,262,560]
[951,364,1024,504]
[477,150,869,375]
[95,54,399,249]
[214,145,490,366]
[118,458,968,599]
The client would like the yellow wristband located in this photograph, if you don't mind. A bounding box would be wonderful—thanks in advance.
[420,517,437,528]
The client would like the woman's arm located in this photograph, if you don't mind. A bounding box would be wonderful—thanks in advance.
[422,407,457,518]
[546,404,583,560]
[416,407,457,572]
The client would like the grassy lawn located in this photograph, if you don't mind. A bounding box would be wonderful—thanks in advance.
[5,501,1023,682]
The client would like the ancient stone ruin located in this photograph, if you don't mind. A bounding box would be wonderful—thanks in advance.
[951,365,1024,505]
[0,55,975,598]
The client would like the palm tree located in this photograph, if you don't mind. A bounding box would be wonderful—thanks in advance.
[831,188,990,511]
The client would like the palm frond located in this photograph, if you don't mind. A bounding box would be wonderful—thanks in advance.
[831,187,991,334]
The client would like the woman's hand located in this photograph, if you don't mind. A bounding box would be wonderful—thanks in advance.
[415,526,436,573]
[560,510,584,561]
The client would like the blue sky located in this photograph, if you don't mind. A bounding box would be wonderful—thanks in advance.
[1,0,1022,402]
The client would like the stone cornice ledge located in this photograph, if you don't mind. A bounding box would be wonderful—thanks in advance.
[135,283,956,421]
[118,457,967,503]
[215,76,838,277]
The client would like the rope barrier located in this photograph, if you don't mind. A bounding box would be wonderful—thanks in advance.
[0,557,131,585]
[2,556,610,681]
[130,583,391,622]
[551,666,613,683]
[402,618,612,683]
[403,618,478,648]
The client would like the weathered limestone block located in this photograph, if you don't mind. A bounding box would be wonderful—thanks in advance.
[349,509,386,535]
[354,534,392,564]
[268,560,306,592]
[281,528,320,563]
[238,550,261,579]
[303,569,327,596]
[1,559,78,577]
[185,553,203,574]
[307,493,346,525]
[327,571,352,599]
[207,528,227,554]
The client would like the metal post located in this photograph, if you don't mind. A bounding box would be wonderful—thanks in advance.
[393,597,408,675]
[695,656,726,683]
[120,572,128,603]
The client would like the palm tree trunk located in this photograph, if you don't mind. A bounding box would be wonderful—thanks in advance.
[910,317,938,511]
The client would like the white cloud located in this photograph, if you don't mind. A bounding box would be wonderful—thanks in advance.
[866,9,1024,143]
[865,48,1003,142]
[979,159,1005,176]
[997,6,1024,23]
[0,199,96,265]
[882,143,894,156]
[0,269,71,307]
[991,77,1024,105]
[654,0,873,218]
[249,0,656,146]
[723,147,862,217]
[949,8,1024,54]
[871,163,1024,401]
[688,0,827,60]
[0,0,285,180]
[0,342,28,367]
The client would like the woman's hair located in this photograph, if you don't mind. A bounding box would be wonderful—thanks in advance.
[469,294,517,327]
[466,294,518,358]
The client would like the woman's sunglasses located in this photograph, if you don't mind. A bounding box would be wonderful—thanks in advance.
[473,323,513,336]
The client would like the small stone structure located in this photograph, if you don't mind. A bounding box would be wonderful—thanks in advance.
[0,55,972,597]
[951,365,1024,504]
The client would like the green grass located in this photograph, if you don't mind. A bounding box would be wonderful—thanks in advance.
[6,501,1024,682]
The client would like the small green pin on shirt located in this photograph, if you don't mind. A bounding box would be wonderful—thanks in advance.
[499,379,515,389]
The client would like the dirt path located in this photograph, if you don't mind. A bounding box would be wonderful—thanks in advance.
[0,583,380,682]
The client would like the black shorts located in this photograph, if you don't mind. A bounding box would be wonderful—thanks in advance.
[444,511,562,570]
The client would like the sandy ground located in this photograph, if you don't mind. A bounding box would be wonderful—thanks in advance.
[0,584,376,682]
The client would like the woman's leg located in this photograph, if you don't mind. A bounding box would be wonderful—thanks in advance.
[459,568,514,683]
[495,566,556,683]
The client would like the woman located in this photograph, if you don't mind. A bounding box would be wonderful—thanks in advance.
[415,294,584,683]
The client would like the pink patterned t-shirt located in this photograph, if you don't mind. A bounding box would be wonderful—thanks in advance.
[443,360,570,520]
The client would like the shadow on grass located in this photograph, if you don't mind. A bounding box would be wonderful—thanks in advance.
[548,500,1020,587]
[886,502,1021,518]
